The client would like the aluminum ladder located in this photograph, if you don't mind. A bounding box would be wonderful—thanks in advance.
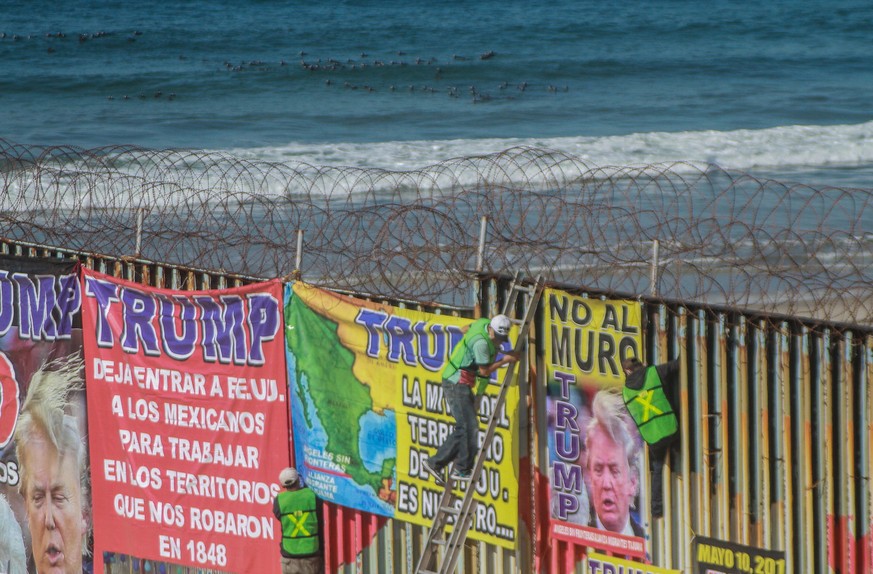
[415,272,545,574]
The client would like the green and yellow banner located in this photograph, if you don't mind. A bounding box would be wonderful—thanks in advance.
[284,282,520,548]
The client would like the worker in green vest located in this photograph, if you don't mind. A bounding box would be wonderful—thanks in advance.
[422,314,519,485]
[272,467,322,574]
[622,357,680,519]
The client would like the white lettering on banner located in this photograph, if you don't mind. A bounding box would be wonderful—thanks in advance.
[417,486,514,542]
[189,507,275,540]
[94,362,282,403]
[552,524,645,555]
[398,483,418,514]
[477,395,510,428]
[124,397,160,422]
[476,432,505,464]
[164,469,278,503]
[402,375,423,409]
[226,377,280,401]
[0,460,20,487]
[0,272,80,341]
[119,429,165,456]
[185,540,227,568]
[114,493,145,521]
[302,472,338,495]
[425,380,445,414]
[301,445,351,476]
[166,436,260,468]
[92,358,208,396]
[148,500,185,527]
[158,535,181,559]
[104,460,162,489]
[408,448,426,480]
[407,413,452,447]
[163,402,266,435]
[117,430,261,466]
[420,487,443,519]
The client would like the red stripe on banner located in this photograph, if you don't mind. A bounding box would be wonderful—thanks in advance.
[355,510,363,571]
[829,513,857,573]
[305,462,352,478]
[323,503,388,572]
[323,501,334,571]
[863,525,873,574]
[0,355,20,448]
[840,515,856,574]
[520,455,551,572]
[565,539,576,573]
[336,504,347,568]
[549,539,558,573]
[828,513,836,570]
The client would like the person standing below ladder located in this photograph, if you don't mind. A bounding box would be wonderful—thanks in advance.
[273,467,322,574]
[423,314,519,484]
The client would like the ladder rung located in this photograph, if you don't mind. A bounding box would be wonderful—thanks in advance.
[509,317,524,324]
[419,570,437,574]
[431,536,464,552]
[440,505,460,515]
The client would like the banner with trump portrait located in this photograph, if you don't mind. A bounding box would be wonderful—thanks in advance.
[543,287,647,558]
[0,254,89,574]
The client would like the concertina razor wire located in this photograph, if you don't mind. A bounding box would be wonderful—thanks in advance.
[1,140,871,326]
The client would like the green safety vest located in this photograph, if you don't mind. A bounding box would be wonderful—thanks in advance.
[623,367,678,445]
[277,488,319,556]
[442,318,497,395]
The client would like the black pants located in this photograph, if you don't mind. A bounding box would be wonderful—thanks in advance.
[429,382,478,473]
[649,435,679,518]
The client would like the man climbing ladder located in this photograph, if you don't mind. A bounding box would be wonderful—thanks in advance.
[422,314,520,484]
[415,273,543,574]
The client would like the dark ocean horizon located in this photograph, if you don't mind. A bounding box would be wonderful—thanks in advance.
[1,0,872,188]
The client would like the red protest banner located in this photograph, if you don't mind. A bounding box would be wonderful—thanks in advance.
[81,268,289,574]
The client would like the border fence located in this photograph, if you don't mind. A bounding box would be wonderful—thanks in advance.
[2,141,872,573]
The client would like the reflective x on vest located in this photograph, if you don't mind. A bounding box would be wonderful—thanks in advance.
[623,366,678,445]
[631,389,664,422]
[288,511,312,536]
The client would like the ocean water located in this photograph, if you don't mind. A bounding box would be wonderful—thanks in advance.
[1,0,873,188]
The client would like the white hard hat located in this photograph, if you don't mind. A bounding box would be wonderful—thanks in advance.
[279,467,298,486]
[490,314,511,338]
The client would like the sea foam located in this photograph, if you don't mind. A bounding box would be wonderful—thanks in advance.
[225,120,873,178]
